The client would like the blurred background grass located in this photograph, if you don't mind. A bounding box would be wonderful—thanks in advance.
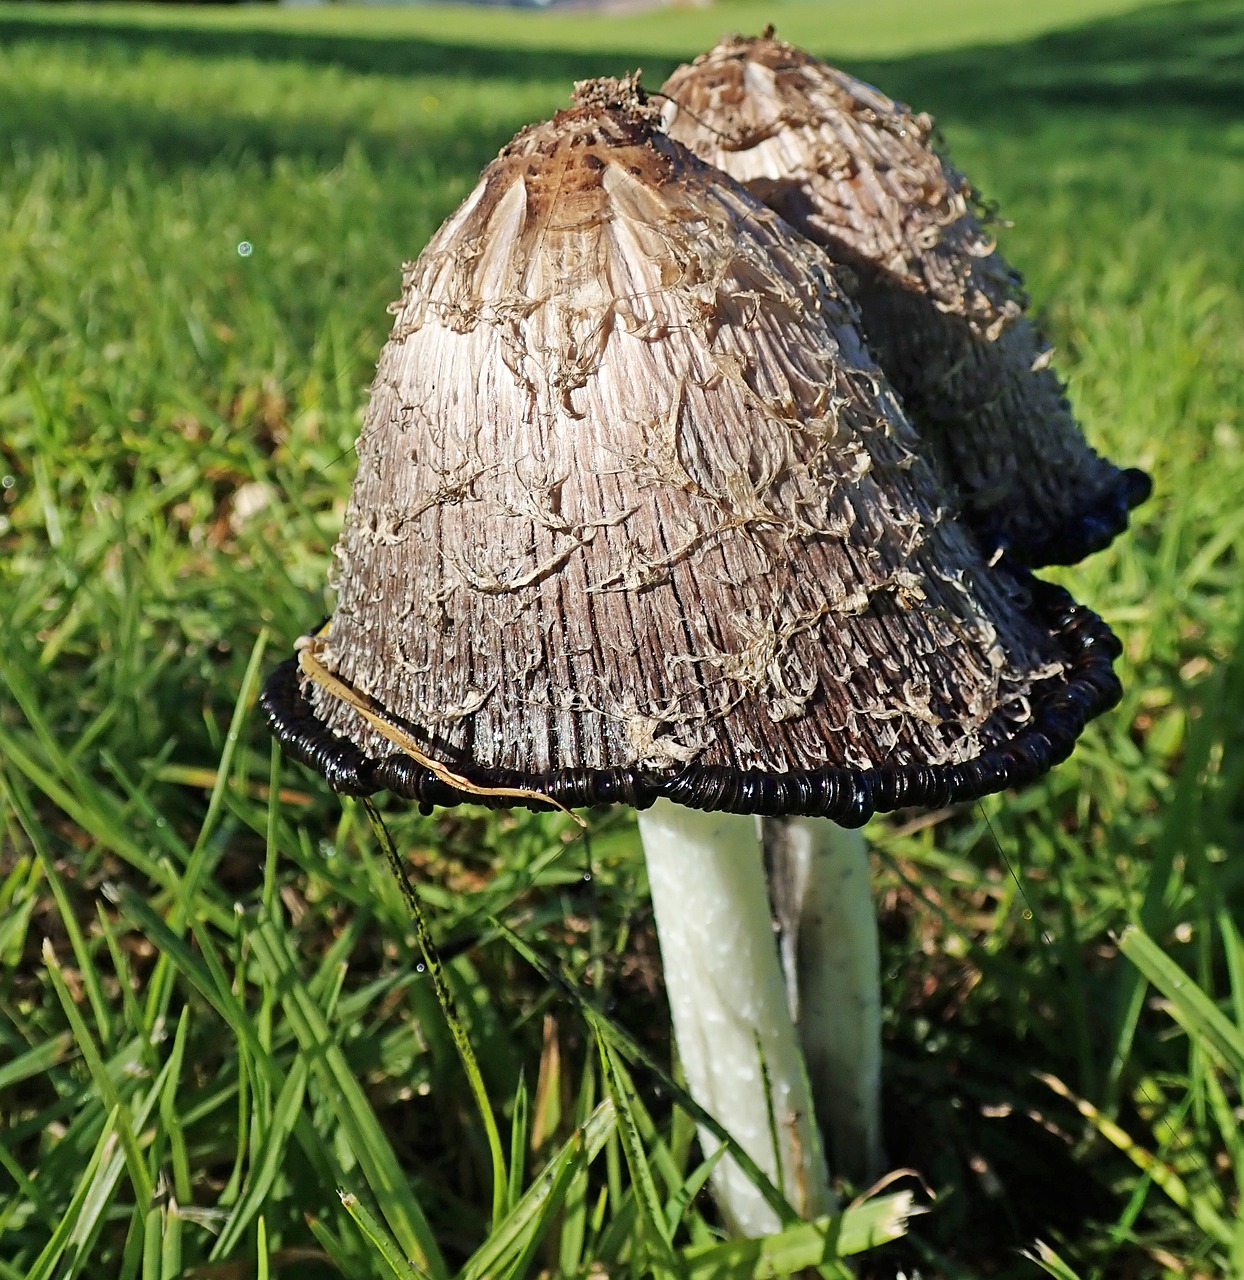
[1,1,1242,1276]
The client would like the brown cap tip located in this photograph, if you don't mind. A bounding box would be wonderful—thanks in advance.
[571,71,659,124]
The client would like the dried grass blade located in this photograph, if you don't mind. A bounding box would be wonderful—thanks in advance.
[299,638,582,824]
[1037,1070,1232,1247]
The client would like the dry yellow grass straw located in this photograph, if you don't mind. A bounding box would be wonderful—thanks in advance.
[1035,1071,1233,1249]
[295,629,582,825]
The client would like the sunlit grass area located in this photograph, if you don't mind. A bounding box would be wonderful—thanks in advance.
[1,1,1242,1276]
[0,0,1181,59]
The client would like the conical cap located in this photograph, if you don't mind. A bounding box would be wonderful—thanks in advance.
[661,36,1150,566]
[263,78,1122,822]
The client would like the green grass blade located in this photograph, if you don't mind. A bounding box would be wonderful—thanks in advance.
[1021,1241,1084,1279]
[0,1030,74,1093]
[1118,925,1244,1075]
[142,1203,162,1280]
[107,885,253,1052]
[0,704,176,892]
[340,1191,434,1280]
[1217,908,1244,1063]
[3,770,114,1051]
[495,918,794,1226]
[257,1216,270,1280]
[107,884,354,1216]
[664,1146,727,1241]
[140,630,269,1031]
[153,1018,188,1280]
[263,741,282,919]
[305,1211,364,1276]
[364,798,508,1229]
[24,1107,122,1280]
[246,914,447,1279]
[596,1034,680,1275]
[459,1098,616,1280]
[95,903,154,1064]
[507,1072,529,1213]
[41,938,153,1207]
[212,1057,310,1259]
[188,628,268,867]
[1038,1071,1233,1247]
[555,1058,599,1276]
[27,1054,177,1280]
[679,1192,921,1278]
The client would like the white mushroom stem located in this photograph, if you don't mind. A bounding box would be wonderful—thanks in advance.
[763,817,883,1184]
[637,798,835,1235]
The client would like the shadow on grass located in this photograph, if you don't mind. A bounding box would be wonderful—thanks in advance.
[0,0,1241,169]
[856,0,1244,119]
[0,11,675,87]
[0,79,532,174]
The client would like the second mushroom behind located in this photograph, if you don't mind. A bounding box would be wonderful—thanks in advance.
[660,33,1152,569]
[263,75,1126,1237]
[661,35,1151,1187]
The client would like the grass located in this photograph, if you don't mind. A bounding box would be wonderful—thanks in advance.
[0,0,1242,1275]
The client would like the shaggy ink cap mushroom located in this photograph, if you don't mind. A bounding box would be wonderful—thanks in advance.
[262,72,1128,1239]
[660,34,1152,568]
[262,74,1124,822]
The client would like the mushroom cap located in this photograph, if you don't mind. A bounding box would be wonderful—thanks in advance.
[262,78,1122,824]
[660,35,1150,567]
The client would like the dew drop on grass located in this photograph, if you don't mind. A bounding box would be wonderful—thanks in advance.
[1,475,14,489]
[237,241,253,257]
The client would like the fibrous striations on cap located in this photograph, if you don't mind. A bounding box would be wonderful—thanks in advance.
[262,80,1124,818]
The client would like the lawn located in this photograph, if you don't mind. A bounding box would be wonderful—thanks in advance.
[1,0,1242,1276]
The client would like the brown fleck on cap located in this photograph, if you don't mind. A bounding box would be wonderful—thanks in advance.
[263,78,1122,822]
[660,36,1150,567]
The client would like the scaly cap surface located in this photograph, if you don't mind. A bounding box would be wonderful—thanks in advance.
[263,78,1122,821]
[661,36,1151,566]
